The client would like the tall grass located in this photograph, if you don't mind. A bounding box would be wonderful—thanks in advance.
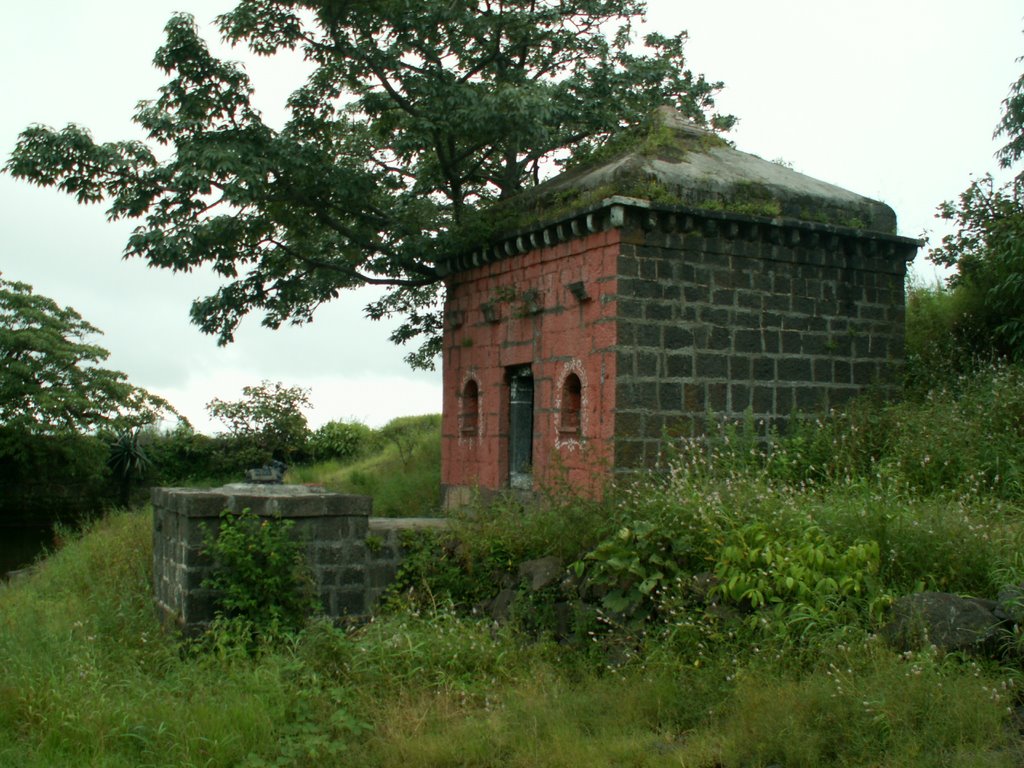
[287,414,441,516]
[4,365,1024,766]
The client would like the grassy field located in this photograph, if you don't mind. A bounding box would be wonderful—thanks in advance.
[288,414,441,517]
[3,364,1024,766]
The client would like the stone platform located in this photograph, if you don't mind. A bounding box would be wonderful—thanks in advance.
[152,484,446,633]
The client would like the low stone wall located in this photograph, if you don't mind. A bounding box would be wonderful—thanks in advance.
[152,484,447,633]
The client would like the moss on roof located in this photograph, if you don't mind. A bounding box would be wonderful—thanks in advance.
[505,106,897,234]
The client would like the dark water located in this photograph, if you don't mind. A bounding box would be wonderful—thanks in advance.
[1,525,54,576]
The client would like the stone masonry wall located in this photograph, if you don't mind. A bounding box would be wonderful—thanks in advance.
[612,206,918,469]
[152,484,446,633]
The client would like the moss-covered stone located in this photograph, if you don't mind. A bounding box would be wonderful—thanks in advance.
[477,105,897,236]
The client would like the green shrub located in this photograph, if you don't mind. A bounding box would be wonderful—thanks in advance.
[308,419,373,462]
[904,281,985,391]
[291,415,443,516]
[578,521,688,618]
[711,522,880,624]
[144,424,247,485]
[884,364,1024,499]
[376,414,442,466]
[201,509,318,640]
[206,381,312,466]
[0,429,110,522]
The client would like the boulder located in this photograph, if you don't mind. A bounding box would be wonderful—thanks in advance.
[881,591,1002,652]
[518,556,564,591]
[489,588,517,622]
[996,582,1024,625]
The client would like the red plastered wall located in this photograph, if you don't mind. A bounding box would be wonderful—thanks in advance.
[441,229,620,499]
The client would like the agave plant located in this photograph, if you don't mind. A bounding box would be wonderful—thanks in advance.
[107,429,151,506]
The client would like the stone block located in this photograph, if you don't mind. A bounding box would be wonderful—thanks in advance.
[666,354,693,378]
[781,331,802,354]
[310,516,354,541]
[635,323,662,347]
[658,382,682,410]
[792,296,816,315]
[614,439,645,468]
[730,384,751,411]
[752,386,774,414]
[613,410,645,439]
[853,361,877,385]
[338,566,365,588]
[712,289,735,307]
[178,492,228,519]
[367,563,400,590]
[813,358,832,383]
[778,357,812,382]
[683,285,708,303]
[696,353,728,379]
[701,308,731,328]
[795,387,822,412]
[707,383,727,411]
[312,541,347,567]
[644,302,674,321]
[683,383,704,413]
[334,589,367,616]
[834,360,852,384]
[729,356,752,379]
[664,325,694,349]
[733,329,762,354]
[749,358,770,382]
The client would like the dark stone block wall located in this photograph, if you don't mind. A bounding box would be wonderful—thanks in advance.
[152,484,446,633]
[612,206,919,469]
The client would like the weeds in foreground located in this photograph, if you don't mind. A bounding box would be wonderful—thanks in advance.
[4,366,1024,766]
[2,501,1024,767]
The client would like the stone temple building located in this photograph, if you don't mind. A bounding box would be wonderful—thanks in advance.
[437,107,919,507]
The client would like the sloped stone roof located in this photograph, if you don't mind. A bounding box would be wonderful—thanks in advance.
[525,106,896,234]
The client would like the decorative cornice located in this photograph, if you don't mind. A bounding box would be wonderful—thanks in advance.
[436,196,922,276]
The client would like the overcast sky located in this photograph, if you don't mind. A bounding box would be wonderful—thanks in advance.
[2,1,1021,433]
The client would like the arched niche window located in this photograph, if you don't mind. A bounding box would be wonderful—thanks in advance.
[459,378,480,436]
[559,373,582,435]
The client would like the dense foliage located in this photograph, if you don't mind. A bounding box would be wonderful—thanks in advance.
[4,357,1024,765]
[307,419,373,463]
[0,276,173,442]
[926,47,1024,363]
[0,277,177,520]
[290,413,442,516]
[206,380,312,465]
[5,0,733,367]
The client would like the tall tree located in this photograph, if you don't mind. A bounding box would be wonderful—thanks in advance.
[0,276,175,443]
[5,0,732,368]
[929,47,1024,360]
[206,380,311,464]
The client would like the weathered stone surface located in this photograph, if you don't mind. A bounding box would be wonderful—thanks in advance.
[153,485,450,634]
[521,107,898,234]
[490,588,517,623]
[881,592,1002,652]
[518,556,564,591]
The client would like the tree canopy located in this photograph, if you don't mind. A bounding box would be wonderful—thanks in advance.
[928,47,1024,360]
[206,380,311,463]
[0,276,176,443]
[5,0,732,368]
